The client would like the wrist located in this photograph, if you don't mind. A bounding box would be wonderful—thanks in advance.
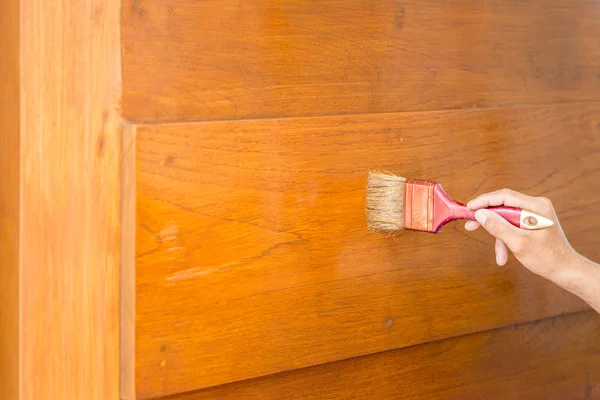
[548,250,586,291]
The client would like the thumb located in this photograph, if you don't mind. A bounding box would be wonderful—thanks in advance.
[474,209,524,251]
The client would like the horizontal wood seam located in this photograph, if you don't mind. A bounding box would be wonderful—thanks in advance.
[125,100,600,126]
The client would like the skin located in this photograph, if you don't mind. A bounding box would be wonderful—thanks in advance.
[464,188,600,314]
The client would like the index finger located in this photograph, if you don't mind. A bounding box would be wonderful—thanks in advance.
[467,188,539,211]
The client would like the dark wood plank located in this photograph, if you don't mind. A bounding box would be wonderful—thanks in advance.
[167,311,600,400]
[123,0,600,122]
[135,104,600,398]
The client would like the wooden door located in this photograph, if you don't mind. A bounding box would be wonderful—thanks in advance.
[2,0,600,399]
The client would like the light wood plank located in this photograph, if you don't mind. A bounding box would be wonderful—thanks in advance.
[135,104,600,398]
[0,0,21,397]
[123,0,600,122]
[166,311,600,400]
[17,0,122,398]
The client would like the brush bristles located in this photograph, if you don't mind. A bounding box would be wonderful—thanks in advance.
[366,172,406,233]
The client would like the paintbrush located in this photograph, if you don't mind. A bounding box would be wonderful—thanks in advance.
[365,172,554,234]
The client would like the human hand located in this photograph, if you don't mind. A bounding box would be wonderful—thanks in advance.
[464,189,583,281]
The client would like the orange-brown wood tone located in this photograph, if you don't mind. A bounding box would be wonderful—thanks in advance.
[0,0,20,397]
[135,104,600,398]
[122,125,138,400]
[6,0,599,397]
[168,311,600,400]
[122,0,600,398]
[0,0,122,398]
[122,0,600,122]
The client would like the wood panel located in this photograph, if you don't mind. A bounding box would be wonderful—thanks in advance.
[135,103,600,398]
[168,311,600,400]
[16,0,122,398]
[0,0,20,397]
[122,0,600,122]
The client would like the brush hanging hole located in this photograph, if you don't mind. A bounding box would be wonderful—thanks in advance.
[524,216,538,226]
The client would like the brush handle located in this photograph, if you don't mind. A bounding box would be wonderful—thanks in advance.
[452,205,519,226]
[451,204,550,230]
[436,186,554,232]
[403,180,555,233]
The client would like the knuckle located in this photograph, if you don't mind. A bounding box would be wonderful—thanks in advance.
[511,236,529,256]
[537,196,554,212]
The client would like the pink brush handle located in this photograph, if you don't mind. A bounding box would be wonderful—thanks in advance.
[432,184,553,232]
[451,204,522,227]
[403,180,554,233]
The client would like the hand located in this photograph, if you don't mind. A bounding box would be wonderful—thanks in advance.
[464,188,582,282]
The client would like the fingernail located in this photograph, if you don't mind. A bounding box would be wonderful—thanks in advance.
[475,210,487,226]
[496,252,501,265]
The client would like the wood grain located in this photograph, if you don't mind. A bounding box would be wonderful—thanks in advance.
[136,103,600,398]
[17,0,122,398]
[0,0,20,397]
[121,124,137,400]
[122,0,600,122]
[166,311,600,400]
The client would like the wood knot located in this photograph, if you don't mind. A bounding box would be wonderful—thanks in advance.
[97,134,105,156]
[396,7,404,29]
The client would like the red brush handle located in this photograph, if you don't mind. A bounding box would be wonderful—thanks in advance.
[403,180,553,233]
[433,184,523,232]
[448,204,522,226]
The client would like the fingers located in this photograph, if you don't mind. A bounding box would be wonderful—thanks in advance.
[466,212,515,265]
[467,188,545,213]
[464,220,480,231]
[495,238,509,266]
[474,209,526,253]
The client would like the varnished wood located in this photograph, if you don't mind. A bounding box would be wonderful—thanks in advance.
[135,104,600,398]
[166,311,600,400]
[0,0,122,398]
[121,125,137,400]
[0,0,21,397]
[122,0,600,122]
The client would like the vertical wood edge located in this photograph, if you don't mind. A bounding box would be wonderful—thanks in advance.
[121,124,137,400]
[0,0,21,397]
[18,0,123,397]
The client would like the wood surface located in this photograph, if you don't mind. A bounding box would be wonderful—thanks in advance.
[135,103,600,398]
[5,0,122,398]
[121,125,138,400]
[165,311,600,400]
[122,0,600,122]
[0,0,21,397]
